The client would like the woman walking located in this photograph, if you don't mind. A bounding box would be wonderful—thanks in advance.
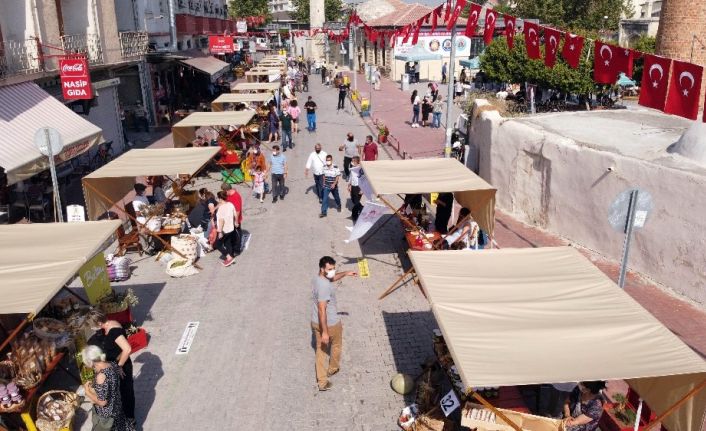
[216,190,238,267]
[432,95,444,128]
[268,105,280,142]
[421,96,432,127]
[86,310,135,426]
[81,345,133,431]
[410,90,421,128]
[288,99,301,133]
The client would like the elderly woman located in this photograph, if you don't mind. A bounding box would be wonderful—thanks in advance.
[564,381,606,431]
[81,345,133,431]
[87,310,135,426]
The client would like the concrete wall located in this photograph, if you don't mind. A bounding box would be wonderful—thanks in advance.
[0,0,34,40]
[470,100,706,304]
[60,0,94,35]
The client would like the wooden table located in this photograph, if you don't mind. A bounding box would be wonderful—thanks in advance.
[405,231,441,251]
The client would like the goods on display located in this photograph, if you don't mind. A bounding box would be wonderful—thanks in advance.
[461,403,564,431]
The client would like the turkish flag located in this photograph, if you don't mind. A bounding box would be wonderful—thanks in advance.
[464,3,482,38]
[594,41,633,84]
[402,25,412,44]
[638,54,672,111]
[443,0,452,23]
[431,5,443,33]
[446,0,467,30]
[664,60,704,120]
[543,27,562,68]
[523,21,541,60]
[411,18,424,45]
[504,14,516,50]
[562,33,584,69]
[483,8,498,45]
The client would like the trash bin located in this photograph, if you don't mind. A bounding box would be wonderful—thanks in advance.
[401,73,410,92]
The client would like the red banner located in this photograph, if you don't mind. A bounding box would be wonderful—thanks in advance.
[638,54,672,112]
[59,56,92,100]
[209,36,234,54]
[664,60,704,120]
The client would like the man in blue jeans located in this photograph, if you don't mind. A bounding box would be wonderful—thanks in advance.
[269,145,287,203]
[279,110,293,151]
[319,154,341,218]
[304,96,317,131]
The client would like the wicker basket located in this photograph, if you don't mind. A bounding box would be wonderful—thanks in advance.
[171,235,198,262]
[0,360,16,381]
[15,368,42,390]
[35,390,79,431]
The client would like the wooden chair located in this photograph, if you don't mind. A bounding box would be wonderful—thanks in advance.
[116,202,143,256]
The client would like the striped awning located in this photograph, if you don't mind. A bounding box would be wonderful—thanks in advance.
[0,82,103,185]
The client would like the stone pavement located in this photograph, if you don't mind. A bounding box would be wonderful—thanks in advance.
[67,76,437,430]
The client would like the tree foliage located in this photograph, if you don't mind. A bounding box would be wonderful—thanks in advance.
[510,0,634,32]
[480,35,595,96]
[631,35,656,83]
[228,0,270,21]
[292,0,344,23]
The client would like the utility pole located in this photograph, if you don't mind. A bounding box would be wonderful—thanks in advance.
[443,0,457,159]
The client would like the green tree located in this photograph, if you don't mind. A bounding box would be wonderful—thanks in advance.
[512,0,633,31]
[292,0,344,23]
[228,0,270,21]
[631,35,656,83]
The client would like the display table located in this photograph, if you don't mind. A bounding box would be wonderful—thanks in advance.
[405,231,441,251]
[18,352,71,431]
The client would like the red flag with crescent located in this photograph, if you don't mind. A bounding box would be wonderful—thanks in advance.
[638,54,672,111]
[464,2,482,37]
[543,27,562,68]
[523,21,541,60]
[664,60,704,120]
[503,14,516,50]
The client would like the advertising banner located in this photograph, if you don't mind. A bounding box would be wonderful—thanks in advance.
[59,56,92,100]
[236,21,247,34]
[79,252,111,304]
[394,31,473,58]
[209,35,234,54]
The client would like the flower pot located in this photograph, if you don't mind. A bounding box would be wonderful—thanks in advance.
[106,306,133,325]
[127,328,149,354]
[378,134,388,144]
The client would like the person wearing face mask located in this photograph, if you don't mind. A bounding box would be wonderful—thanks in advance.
[338,132,361,180]
[320,154,341,218]
[305,143,328,203]
[311,256,358,391]
[269,145,288,203]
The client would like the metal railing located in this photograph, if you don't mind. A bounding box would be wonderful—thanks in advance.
[119,31,149,59]
[61,33,103,65]
[0,38,43,79]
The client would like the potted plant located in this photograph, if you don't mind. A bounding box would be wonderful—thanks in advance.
[377,121,389,144]
[601,393,639,431]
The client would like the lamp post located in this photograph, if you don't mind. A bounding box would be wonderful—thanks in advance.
[443,0,458,159]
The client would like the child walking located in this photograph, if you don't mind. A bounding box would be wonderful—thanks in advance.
[252,165,266,203]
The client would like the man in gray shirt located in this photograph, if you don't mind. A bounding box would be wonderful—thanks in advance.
[338,132,361,180]
[311,255,357,391]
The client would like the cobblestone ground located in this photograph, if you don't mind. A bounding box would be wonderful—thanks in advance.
[71,77,437,430]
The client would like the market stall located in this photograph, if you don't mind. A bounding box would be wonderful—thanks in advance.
[244,69,282,83]
[0,220,121,430]
[361,158,497,298]
[230,82,281,93]
[171,111,256,148]
[210,93,273,112]
[82,147,219,263]
[408,247,706,431]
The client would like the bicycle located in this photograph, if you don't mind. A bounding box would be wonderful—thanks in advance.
[90,141,115,170]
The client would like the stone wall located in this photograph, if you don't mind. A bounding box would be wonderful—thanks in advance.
[470,100,706,304]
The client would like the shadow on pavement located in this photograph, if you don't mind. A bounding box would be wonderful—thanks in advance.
[133,351,164,429]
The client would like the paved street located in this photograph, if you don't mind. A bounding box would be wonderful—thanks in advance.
[69,77,436,430]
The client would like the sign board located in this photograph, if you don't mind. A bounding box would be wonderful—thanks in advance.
[59,56,92,100]
[209,36,234,54]
[34,127,63,157]
[357,258,370,278]
[440,389,461,416]
[176,322,200,355]
[236,21,247,34]
[66,204,85,222]
[608,188,653,233]
[395,31,474,58]
[79,252,111,304]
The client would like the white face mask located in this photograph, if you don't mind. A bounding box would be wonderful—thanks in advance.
[272,151,278,156]
[326,269,336,279]
[326,161,332,166]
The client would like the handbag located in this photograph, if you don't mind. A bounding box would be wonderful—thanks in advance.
[91,408,114,431]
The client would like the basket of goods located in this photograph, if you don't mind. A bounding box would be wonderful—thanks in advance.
[98,288,139,315]
[33,318,71,348]
[170,234,198,262]
[11,332,58,388]
[0,381,26,413]
[140,204,165,232]
[162,215,183,231]
[35,390,79,431]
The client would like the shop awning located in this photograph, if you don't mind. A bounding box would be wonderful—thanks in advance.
[0,82,103,185]
[171,111,255,147]
[361,158,496,236]
[0,220,121,315]
[211,93,273,111]
[82,147,219,220]
[409,247,706,431]
[394,44,442,62]
[179,56,230,82]
[230,82,281,92]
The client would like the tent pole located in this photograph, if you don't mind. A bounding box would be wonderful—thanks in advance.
[641,379,706,431]
[378,266,416,300]
[469,390,523,431]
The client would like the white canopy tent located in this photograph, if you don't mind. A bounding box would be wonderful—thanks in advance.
[409,247,706,431]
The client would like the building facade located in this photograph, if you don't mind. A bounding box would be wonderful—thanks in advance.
[618,0,661,47]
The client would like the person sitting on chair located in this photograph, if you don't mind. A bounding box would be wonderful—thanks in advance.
[438,208,479,250]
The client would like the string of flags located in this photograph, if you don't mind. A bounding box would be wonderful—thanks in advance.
[293,0,705,122]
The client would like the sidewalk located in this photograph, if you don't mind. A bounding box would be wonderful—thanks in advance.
[348,71,706,358]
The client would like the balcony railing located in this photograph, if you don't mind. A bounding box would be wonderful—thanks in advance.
[0,38,43,79]
[61,33,103,65]
[119,31,149,59]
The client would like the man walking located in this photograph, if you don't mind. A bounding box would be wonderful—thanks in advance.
[362,135,378,161]
[269,145,287,203]
[305,143,327,203]
[280,109,294,151]
[338,132,361,180]
[337,81,348,111]
[442,62,448,84]
[321,62,327,84]
[348,156,364,223]
[319,154,341,218]
[311,256,357,391]
[304,96,317,132]
[220,183,243,254]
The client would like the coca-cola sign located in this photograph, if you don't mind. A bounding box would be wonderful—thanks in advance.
[59,56,92,100]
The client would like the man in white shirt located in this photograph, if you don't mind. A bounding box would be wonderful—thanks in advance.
[305,143,328,203]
